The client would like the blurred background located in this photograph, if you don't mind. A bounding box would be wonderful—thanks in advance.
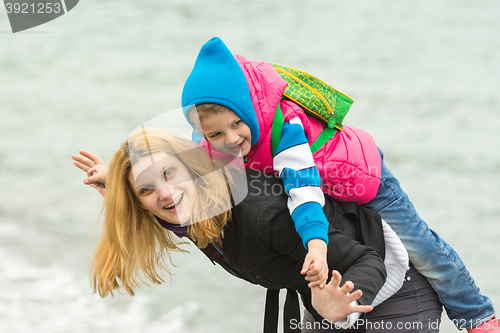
[0,1,499,332]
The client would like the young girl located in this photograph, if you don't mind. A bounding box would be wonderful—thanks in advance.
[180,36,497,332]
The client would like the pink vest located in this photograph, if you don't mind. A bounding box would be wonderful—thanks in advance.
[235,55,381,204]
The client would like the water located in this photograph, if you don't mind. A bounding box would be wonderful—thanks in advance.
[1,1,499,332]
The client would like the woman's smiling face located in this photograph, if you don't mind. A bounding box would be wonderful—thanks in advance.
[128,152,195,225]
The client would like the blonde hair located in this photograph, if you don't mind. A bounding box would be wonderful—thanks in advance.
[91,128,233,297]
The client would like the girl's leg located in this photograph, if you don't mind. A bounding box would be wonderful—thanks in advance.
[364,148,495,328]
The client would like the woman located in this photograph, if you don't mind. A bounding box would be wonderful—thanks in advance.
[72,128,442,332]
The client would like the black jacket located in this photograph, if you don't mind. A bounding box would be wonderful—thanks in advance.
[199,170,387,332]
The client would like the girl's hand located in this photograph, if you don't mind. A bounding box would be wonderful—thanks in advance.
[302,239,328,288]
[72,150,107,197]
[311,270,373,324]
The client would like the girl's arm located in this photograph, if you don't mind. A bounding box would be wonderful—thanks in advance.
[273,116,330,287]
[269,206,387,308]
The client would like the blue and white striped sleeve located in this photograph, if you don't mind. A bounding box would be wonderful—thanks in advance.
[273,116,329,249]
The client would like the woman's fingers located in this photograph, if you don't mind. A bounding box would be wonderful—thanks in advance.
[79,150,104,165]
[352,304,373,314]
[347,289,363,303]
[85,166,106,186]
[310,270,373,323]
[73,160,91,172]
[72,150,107,178]
[72,151,107,198]
[325,272,359,298]
[72,154,94,170]
[340,280,355,295]
[87,166,97,177]
[327,270,342,289]
[72,150,104,171]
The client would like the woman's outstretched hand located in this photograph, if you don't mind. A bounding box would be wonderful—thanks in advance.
[72,150,108,198]
[311,270,373,324]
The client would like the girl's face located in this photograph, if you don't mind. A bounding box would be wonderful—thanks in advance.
[128,152,195,225]
[200,110,252,157]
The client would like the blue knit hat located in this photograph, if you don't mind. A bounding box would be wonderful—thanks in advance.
[182,37,260,145]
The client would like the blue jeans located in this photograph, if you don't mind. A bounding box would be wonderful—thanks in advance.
[363,148,495,328]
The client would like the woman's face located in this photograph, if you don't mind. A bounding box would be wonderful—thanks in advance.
[128,152,196,225]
